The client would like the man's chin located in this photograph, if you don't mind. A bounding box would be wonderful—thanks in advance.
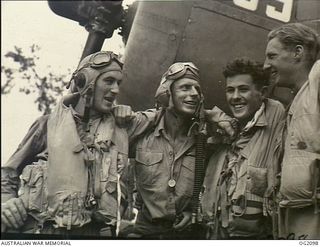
[232,112,245,121]
[275,78,288,88]
[182,110,197,118]
[173,109,196,118]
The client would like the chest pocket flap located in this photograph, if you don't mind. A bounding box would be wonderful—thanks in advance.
[136,151,163,166]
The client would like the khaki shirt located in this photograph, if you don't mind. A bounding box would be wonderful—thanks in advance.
[134,111,196,234]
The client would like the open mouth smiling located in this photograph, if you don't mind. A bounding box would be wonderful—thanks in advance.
[232,104,246,110]
[184,100,198,106]
[103,96,114,104]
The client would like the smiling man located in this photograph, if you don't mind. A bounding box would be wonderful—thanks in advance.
[202,58,286,239]
[264,23,320,239]
[1,51,157,238]
[264,23,319,93]
[226,73,267,129]
[126,62,235,239]
[127,62,202,239]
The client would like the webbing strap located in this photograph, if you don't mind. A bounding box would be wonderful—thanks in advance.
[57,201,63,228]
[313,159,320,214]
[232,204,262,215]
[116,174,121,236]
[234,199,263,208]
[284,207,290,235]
[167,189,176,219]
[278,205,284,237]
[220,182,229,228]
[67,194,74,230]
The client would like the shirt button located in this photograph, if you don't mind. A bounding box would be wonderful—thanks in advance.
[169,151,173,156]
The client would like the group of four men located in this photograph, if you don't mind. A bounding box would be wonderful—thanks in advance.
[1,23,320,239]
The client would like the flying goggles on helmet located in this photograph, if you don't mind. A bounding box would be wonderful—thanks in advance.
[155,62,201,107]
[68,51,123,94]
[163,62,199,82]
[76,51,123,71]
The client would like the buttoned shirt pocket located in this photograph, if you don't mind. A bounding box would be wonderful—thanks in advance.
[135,151,163,186]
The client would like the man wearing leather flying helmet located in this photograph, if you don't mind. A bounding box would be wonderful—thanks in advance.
[127,62,236,239]
[69,51,123,115]
[1,51,158,237]
[155,62,203,111]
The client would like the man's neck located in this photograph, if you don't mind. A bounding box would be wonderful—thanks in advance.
[89,110,106,120]
[74,97,108,121]
[164,108,192,140]
[289,66,309,94]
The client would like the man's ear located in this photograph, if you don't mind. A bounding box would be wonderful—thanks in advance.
[293,45,304,62]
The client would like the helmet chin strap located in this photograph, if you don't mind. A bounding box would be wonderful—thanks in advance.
[167,91,184,120]
[193,97,204,119]
[167,91,174,109]
[81,84,95,131]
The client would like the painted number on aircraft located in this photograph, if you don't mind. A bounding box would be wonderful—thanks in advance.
[233,0,293,22]
[266,0,293,22]
[233,0,258,11]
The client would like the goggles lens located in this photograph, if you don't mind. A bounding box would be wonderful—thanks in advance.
[89,51,123,68]
[165,62,199,81]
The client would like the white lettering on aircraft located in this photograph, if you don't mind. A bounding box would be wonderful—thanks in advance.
[266,0,293,22]
[233,0,293,22]
[233,0,258,11]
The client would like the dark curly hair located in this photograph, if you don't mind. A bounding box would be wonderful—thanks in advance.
[223,58,270,88]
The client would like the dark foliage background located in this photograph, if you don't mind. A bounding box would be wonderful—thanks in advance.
[1,45,71,115]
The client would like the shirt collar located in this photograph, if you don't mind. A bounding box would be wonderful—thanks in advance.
[154,114,166,137]
[288,79,308,115]
[154,112,196,138]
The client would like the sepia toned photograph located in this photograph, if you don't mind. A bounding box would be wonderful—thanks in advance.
[1,0,319,242]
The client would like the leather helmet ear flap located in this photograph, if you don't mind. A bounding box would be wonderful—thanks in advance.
[74,72,87,89]
[155,90,170,107]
